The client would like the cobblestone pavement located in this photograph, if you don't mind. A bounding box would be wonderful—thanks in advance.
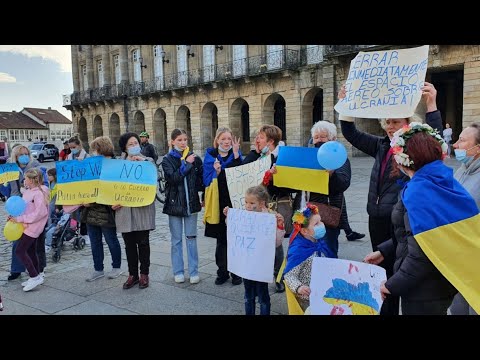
[0,157,460,315]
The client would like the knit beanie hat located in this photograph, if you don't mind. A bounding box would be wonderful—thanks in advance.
[119,132,141,153]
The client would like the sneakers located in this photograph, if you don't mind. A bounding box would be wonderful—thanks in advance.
[23,272,45,287]
[23,275,44,292]
[7,272,21,281]
[139,274,149,289]
[174,274,185,283]
[346,231,366,241]
[214,275,229,285]
[45,245,51,253]
[86,270,105,282]
[107,268,124,279]
[190,275,200,284]
[123,275,139,289]
[231,276,243,286]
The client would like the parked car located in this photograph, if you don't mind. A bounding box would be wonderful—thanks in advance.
[29,142,59,162]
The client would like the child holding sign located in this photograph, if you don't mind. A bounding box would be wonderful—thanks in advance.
[224,185,285,315]
[283,203,335,312]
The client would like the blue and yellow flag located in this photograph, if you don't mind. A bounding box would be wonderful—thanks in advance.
[274,147,329,194]
[0,163,20,184]
[203,149,220,224]
[402,160,480,313]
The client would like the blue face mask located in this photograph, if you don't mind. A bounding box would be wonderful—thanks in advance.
[174,145,184,152]
[455,148,474,164]
[18,154,30,165]
[313,224,327,240]
[261,145,270,155]
[71,148,79,155]
[218,145,232,153]
[127,145,141,156]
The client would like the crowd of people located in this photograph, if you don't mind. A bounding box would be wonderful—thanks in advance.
[1,80,478,316]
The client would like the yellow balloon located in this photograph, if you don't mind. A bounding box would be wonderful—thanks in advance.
[4,221,24,241]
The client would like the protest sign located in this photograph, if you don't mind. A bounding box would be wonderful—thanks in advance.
[334,45,429,118]
[225,156,271,209]
[310,257,386,315]
[0,163,20,183]
[56,156,157,207]
[227,208,276,283]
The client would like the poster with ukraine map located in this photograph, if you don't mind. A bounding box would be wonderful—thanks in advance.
[310,258,386,315]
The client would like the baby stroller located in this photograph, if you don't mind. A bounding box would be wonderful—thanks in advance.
[51,212,85,263]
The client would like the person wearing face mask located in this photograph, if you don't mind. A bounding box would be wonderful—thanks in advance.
[203,127,243,286]
[337,82,442,315]
[5,145,48,281]
[364,124,462,315]
[305,121,351,258]
[66,137,89,161]
[283,203,335,313]
[114,132,157,290]
[449,123,480,315]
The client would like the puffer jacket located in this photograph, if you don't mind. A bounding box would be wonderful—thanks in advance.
[80,203,116,228]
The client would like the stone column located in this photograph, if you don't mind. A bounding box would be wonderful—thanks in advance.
[85,45,94,90]
[119,45,129,83]
[101,45,111,87]
[71,45,80,92]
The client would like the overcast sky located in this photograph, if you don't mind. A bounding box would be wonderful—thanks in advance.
[0,45,73,120]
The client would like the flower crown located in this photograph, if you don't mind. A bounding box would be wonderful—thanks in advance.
[292,203,319,227]
[390,122,448,167]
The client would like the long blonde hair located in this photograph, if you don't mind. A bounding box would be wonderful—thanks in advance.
[10,145,31,164]
[213,127,233,148]
[24,168,48,205]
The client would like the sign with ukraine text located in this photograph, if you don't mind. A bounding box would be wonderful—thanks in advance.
[0,163,20,183]
[334,45,429,118]
[55,157,157,207]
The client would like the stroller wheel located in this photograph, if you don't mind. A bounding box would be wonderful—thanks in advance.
[79,237,86,250]
[73,238,80,250]
[52,251,61,263]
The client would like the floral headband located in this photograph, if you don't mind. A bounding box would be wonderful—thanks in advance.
[292,203,319,227]
[390,122,448,167]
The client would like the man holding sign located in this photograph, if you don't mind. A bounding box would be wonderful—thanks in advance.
[335,46,443,315]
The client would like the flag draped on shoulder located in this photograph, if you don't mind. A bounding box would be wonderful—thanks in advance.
[402,160,480,313]
[203,149,220,224]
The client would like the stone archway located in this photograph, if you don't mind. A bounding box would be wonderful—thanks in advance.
[78,116,89,152]
[302,87,323,146]
[109,113,121,155]
[133,111,145,134]
[263,93,286,141]
[93,115,103,139]
[153,108,168,156]
[176,105,193,150]
[230,98,250,153]
[200,102,218,154]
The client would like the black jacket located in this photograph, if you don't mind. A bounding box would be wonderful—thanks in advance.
[141,142,158,163]
[340,110,443,218]
[378,198,457,302]
[162,151,204,217]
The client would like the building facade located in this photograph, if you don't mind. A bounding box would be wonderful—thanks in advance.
[63,45,480,156]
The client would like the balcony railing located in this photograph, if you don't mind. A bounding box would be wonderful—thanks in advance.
[324,45,379,57]
[66,49,305,106]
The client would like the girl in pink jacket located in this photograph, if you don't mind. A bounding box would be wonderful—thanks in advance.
[8,168,50,292]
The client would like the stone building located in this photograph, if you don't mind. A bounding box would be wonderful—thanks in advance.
[63,45,480,156]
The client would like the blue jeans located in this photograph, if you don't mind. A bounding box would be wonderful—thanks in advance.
[45,224,56,247]
[244,279,270,315]
[11,240,26,273]
[87,224,122,272]
[324,227,340,258]
[168,214,199,277]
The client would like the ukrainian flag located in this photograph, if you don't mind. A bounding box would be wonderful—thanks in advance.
[203,150,220,224]
[0,163,20,184]
[274,146,329,194]
[402,160,480,313]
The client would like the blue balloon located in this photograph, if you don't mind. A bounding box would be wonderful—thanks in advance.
[5,196,27,217]
[317,141,348,170]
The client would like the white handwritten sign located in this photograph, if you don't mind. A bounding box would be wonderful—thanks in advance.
[334,45,429,118]
[310,258,386,315]
[227,208,276,283]
[225,156,272,209]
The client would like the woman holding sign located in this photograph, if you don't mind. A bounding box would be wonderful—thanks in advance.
[338,81,442,315]
[114,132,156,290]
